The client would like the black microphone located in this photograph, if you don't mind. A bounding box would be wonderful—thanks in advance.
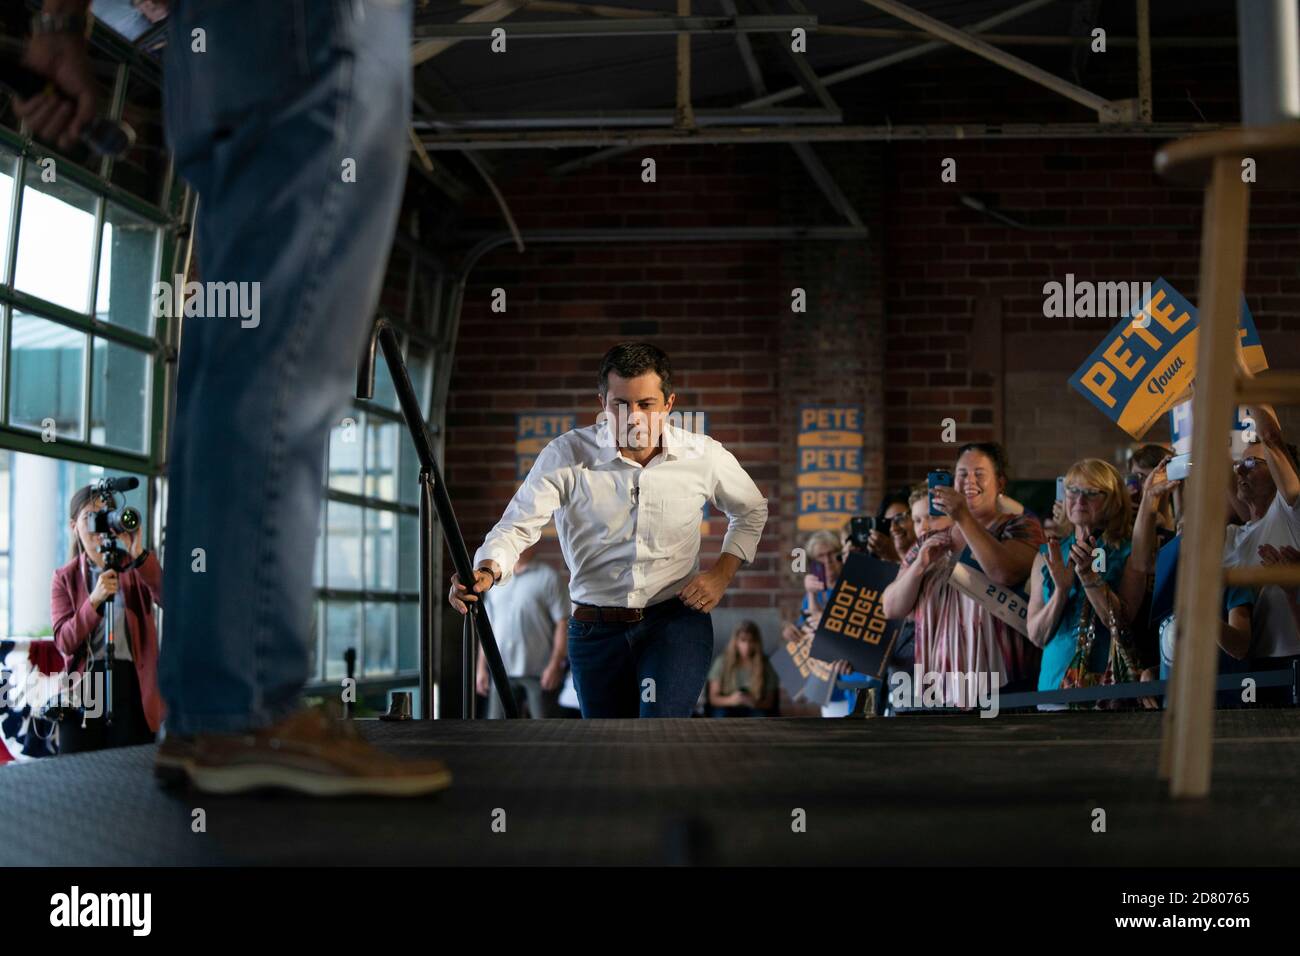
[96,477,140,493]
[0,42,136,158]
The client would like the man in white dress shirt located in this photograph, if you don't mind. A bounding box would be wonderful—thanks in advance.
[449,343,768,717]
[1224,404,1300,687]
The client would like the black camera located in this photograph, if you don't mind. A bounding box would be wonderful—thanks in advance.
[87,505,141,537]
[88,477,142,571]
[849,515,878,550]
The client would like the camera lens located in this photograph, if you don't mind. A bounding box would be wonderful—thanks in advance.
[110,507,141,534]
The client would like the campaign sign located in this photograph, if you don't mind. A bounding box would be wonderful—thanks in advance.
[517,413,576,538]
[797,405,864,532]
[799,669,838,707]
[1168,398,1253,458]
[946,547,1031,636]
[1069,279,1268,440]
[516,413,577,478]
[772,634,837,703]
[810,552,901,677]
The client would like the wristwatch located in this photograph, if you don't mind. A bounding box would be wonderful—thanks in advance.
[131,548,151,570]
[31,12,93,38]
[477,564,502,584]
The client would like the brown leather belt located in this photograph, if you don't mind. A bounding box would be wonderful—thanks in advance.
[571,604,648,623]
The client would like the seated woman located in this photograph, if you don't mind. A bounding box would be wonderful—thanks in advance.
[1027,459,1148,709]
[882,443,1044,708]
[707,621,779,717]
[50,484,164,752]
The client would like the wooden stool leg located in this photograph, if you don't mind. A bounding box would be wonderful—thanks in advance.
[1165,154,1250,798]
[1158,632,1179,780]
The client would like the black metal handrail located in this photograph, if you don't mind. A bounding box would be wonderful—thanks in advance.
[356,318,518,718]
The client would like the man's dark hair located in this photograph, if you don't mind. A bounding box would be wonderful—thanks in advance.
[597,342,673,400]
[954,441,1011,481]
[1130,443,1170,471]
[875,487,911,520]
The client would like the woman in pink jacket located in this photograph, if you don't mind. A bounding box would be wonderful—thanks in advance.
[50,484,164,753]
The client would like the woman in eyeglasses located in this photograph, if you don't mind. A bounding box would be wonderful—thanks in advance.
[50,484,164,753]
[1027,459,1149,707]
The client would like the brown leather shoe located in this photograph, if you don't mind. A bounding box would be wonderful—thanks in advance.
[165,708,451,797]
[154,733,196,787]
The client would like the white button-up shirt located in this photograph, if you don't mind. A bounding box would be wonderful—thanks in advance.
[473,422,768,608]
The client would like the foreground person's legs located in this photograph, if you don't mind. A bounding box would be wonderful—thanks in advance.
[156,0,447,794]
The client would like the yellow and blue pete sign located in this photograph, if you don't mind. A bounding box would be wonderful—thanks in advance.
[516,413,578,477]
[797,405,864,532]
[1069,278,1268,440]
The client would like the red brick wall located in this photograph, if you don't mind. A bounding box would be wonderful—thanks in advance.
[880,137,1300,488]
[439,44,1300,625]
[444,145,885,619]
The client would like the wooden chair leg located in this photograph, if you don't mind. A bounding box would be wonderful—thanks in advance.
[1158,636,1178,780]
[1165,154,1251,798]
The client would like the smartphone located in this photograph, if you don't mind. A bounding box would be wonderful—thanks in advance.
[809,558,829,589]
[928,469,954,517]
[1167,453,1191,482]
[849,516,876,550]
[1055,476,1066,502]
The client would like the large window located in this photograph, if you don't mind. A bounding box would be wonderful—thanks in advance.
[309,232,443,689]
[0,145,167,457]
[314,370,429,684]
[0,42,180,646]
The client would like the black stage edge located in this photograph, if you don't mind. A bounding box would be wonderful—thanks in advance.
[4,711,1300,868]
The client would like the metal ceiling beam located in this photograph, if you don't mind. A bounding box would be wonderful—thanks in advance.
[413,108,839,129]
[449,0,1235,43]
[742,0,1055,109]
[460,226,871,273]
[412,0,530,66]
[723,0,861,229]
[859,0,1124,120]
[723,0,767,93]
[812,26,1234,47]
[750,0,837,112]
[1137,0,1153,122]
[454,0,659,18]
[677,0,695,129]
[423,121,1229,150]
[412,15,815,38]
[549,0,1054,175]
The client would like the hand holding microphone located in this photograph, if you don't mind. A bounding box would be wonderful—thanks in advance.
[1,24,135,157]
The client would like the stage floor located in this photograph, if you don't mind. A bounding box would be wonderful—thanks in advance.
[4,711,1300,866]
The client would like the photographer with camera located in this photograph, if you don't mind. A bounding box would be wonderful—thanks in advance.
[848,490,917,565]
[49,481,163,753]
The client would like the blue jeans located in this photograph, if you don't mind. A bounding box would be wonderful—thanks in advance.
[157,0,411,734]
[566,601,714,718]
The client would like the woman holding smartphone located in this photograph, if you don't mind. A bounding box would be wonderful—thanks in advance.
[1026,459,1148,706]
[883,443,1045,706]
[50,484,164,753]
